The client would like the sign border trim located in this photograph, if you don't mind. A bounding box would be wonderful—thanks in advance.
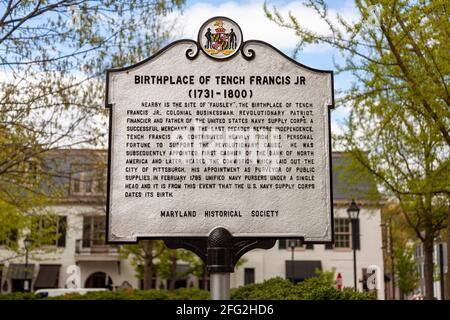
[104,37,335,245]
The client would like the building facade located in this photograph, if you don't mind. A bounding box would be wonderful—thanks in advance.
[231,152,385,299]
[414,241,448,300]
[0,150,385,298]
[231,205,385,299]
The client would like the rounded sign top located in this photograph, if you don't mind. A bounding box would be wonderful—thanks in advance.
[198,16,242,60]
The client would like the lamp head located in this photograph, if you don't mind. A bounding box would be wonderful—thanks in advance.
[347,199,360,220]
[24,237,33,250]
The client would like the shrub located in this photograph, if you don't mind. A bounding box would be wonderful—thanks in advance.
[168,287,210,300]
[231,273,377,300]
[0,272,376,300]
[0,292,39,300]
[49,287,209,300]
[231,277,303,300]
[0,287,209,300]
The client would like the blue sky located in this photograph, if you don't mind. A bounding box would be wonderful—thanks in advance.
[167,0,362,133]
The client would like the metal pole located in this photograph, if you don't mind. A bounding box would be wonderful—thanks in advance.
[164,229,276,301]
[207,227,233,300]
[389,219,396,299]
[439,242,445,300]
[291,246,295,283]
[352,219,357,291]
[210,273,230,300]
[353,243,357,290]
[25,248,29,292]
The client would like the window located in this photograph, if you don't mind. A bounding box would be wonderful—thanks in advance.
[279,239,303,249]
[244,268,255,285]
[57,217,67,247]
[31,215,67,247]
[415,244,423,258]
[0,229,18,247]
[325,218,352,250]
[288,239,302,248]
[82,216,106,247]
[334,218,351,249]
[70,164,106,196]
[25,160,41,183]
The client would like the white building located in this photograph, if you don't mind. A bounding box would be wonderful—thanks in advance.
[414,241,448,300]
[0,150,140,292]
[232,204,385,299]
[0,150,385,298]
[232,152,385,299]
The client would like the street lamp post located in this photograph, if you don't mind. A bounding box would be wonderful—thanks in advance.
[347,199,360,291]
[23,238,33,292]
[288,239,297,283]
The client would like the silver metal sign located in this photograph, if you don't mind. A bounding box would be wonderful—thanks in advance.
[105,16,334,243]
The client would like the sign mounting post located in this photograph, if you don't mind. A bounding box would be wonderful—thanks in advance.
[105,16,334,299]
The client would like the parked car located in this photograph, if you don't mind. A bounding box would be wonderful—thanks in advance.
[34,288,108,298]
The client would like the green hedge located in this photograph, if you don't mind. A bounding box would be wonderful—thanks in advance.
[50,287,210,300]
[231,277,376,300]
[0,292,39,300]
[0,275,376,300]
[0,287,210,300]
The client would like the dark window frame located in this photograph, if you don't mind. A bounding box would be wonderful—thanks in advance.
[82,216,106,247]
[31,215,67,247]
[70,163,106,196]
[244,268,255,285]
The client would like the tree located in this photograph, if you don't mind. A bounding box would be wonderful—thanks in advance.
[120,240,158,290]
[153,242,203,290]
[1,0,184,161]
[0,1,184,254]
[120,240,203,290]
[265,0,449,299]
[394,244,418,299]
[382,202,417,299]
[121,240,248,290]
[0,160,64,262]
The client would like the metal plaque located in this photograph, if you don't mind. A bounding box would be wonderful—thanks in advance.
[105,17,334,243]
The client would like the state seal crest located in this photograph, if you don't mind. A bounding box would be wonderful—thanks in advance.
[198,17,242,60]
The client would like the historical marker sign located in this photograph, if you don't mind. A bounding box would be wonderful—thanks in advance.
[106,17,334,243]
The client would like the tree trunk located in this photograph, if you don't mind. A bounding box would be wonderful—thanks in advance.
[168,251,177,290]
[142,240,154,290]
[423,231,435,300]
[203,264,209,290]
[399,291,404,300]
[446,204,450,300]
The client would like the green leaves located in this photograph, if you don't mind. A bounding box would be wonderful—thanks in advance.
[231,274,376,300]
[0,0,185,256]
[266,1,449,298]
[0,287,210,300]
[394,244,418,295]
[120,240,204,282]
[266,0,449,205]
